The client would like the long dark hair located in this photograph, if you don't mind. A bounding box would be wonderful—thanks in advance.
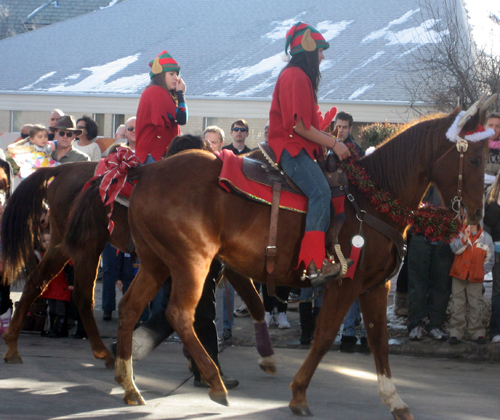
[148,73,178,104]
[282,49,321,103]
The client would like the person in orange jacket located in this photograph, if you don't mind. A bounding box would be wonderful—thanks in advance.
[448,224,494,345]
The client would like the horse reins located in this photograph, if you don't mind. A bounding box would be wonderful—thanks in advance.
[432,136,469,219]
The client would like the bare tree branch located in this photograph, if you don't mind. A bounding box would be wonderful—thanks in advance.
[397,0,499,113]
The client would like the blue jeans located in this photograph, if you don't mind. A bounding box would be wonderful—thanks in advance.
[300,286,323,308]
[280,149,331,233]
[490,252,500,336]
[407,235,453,332]
[144,154,156,164]
[101,242,120,312]
[222,280,234,330]
[343,299,363,337]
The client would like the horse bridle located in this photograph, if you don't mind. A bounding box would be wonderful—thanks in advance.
[432,136,469,219]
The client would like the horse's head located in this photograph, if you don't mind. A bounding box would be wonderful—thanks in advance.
[431,94,498,225]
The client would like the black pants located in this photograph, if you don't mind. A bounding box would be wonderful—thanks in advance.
[0,284,12,314]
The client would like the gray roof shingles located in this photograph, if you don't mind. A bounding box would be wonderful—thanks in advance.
[0,0,467,103]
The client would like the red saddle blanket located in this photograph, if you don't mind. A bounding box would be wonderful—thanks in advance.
[217,149,307,213]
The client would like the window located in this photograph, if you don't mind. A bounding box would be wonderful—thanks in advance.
[113,114,125,133]
[204,117,219,129]
[11,111,23,131]
[93,113,105,136]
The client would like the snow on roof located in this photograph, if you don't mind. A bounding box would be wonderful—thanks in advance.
[0,0,472,104]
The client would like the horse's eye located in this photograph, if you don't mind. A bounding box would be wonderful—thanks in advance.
[469,157,481,167]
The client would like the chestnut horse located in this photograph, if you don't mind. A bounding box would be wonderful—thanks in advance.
[111,104,489,420]
[1,153,273,372]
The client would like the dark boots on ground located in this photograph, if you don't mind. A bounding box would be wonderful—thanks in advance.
[42,314,68,338]
[299,303,320,345]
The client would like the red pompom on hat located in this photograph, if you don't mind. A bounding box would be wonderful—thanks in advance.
[149,51,180,79]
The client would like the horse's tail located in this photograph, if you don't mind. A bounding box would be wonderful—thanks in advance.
[125,165,146,182]
[1,166,66,285]
[65,179,108,258]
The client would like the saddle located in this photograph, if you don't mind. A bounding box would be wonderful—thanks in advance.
[242,142,347,195]
[242,143,349,295]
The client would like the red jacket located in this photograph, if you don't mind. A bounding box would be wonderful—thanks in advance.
[135,85,181,162]
[449,226,494,283]
[268,67,323,163]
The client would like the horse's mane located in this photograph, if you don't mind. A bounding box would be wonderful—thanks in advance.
[359,109,461,198]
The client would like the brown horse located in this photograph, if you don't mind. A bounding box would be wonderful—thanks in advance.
[1,149,273,372]
[109,103,489,419]
[1,162,119,367]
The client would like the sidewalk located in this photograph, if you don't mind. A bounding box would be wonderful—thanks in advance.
[227,278,500,363]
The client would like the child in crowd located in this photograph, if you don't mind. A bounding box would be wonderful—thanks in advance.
[8,124,57,179]
[37,231,73,338]
[448,223,494,345]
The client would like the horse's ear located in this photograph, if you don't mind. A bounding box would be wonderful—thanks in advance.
[462,110,481,134]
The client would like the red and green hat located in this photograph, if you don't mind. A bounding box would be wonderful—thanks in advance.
[284,22,329,58]
[149,50,180,79]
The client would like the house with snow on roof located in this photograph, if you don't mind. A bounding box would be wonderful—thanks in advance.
[0,0,472,149]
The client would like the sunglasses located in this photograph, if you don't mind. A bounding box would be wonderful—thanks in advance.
[232,127,247,132]
[127,126,135,132]
[58,130,75,138]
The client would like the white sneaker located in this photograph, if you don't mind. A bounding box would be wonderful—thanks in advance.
[265,312,275,327]
[409,325,424,341]
[234,304,249,317]
[277,312,290,329]
[492,335,500,343]
[429,328,447,341]
[0,307,12,335]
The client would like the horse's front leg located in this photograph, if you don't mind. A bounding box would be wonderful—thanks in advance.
[168,263,227,406]
[225,269,276,375]
[3,249,68,364]
[115,264,164,406]
[72,254,114,368]
[290,283,358,416]
[359,282,415,420]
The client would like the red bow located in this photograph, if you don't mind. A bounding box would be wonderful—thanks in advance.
[83,147,141,233]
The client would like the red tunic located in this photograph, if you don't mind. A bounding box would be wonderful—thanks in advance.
[135,85,181,162]
[268,66,322,163]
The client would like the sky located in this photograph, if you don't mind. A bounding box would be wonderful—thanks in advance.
[464,0,500,55]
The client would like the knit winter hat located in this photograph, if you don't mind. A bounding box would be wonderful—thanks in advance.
[284,22,329,60]
[149,51,180,79]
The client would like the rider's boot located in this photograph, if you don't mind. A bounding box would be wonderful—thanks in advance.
[307,259,353,287]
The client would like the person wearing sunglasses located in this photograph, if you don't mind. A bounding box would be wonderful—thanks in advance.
[222,119,251,155]
[74,115,101,162]
[49,116,90,163]
[135,50,187,163]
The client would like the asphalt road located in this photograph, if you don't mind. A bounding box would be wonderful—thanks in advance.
[1,329,500,420]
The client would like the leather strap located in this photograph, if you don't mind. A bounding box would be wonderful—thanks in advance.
[265,182,281,297]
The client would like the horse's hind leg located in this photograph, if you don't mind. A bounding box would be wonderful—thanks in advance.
[115,259,168,406]
[3,248,68,364]
[168,261,227,406]
[72,253,114,368]
[359,283,415,420]
[289,283,358,416]
[225,269,276,375]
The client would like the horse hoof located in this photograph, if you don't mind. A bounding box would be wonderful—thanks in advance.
[258,356,277,375]
[209,389,229,406]
[392,407,415,420]
[4,353,23,364]
[123,390,146,406]
[104,356,115,369]
[289,404,313,416]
